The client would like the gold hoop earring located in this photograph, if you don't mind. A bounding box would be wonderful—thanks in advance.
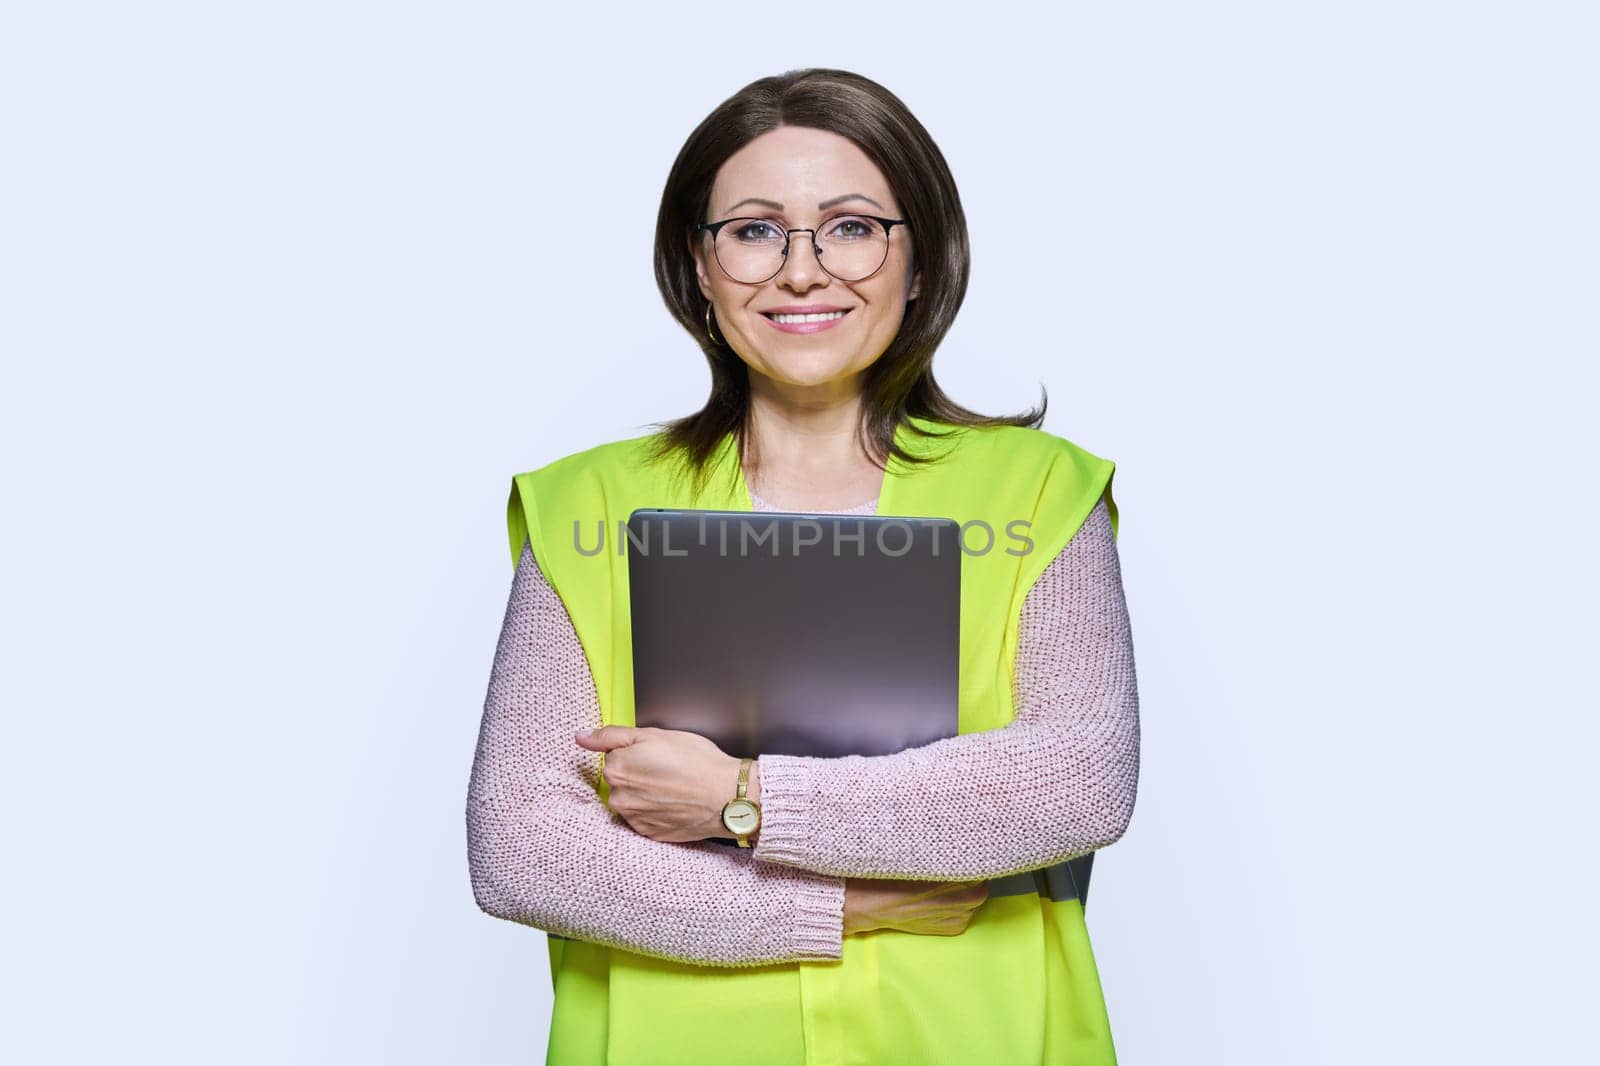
[705,303,726,347]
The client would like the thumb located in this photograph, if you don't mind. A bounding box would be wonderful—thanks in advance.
[575,725,641,751]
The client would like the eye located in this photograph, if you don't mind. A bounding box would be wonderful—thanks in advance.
[822,215,882,241]
[731,219,783,242]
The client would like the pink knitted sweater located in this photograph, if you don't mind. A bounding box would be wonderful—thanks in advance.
[466,491,1139,969]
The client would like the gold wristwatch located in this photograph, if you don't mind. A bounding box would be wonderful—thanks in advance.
[720,757,763,847]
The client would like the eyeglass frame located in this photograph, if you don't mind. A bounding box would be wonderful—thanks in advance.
[692,213,910,284]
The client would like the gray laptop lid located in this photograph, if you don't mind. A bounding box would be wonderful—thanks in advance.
[624,506,1095,908]
[627,507,960,760]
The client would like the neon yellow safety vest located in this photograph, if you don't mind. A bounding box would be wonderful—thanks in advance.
[506,414,1122,1066]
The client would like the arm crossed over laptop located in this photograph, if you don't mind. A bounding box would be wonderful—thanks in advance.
[584,498,1141,882]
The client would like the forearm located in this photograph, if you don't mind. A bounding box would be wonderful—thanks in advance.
[467,769,844,967]
[749,498,1140,881]
[466,540,845,967]
[749,710,1136,880]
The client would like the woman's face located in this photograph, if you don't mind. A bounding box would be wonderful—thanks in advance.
[691,125,921,399]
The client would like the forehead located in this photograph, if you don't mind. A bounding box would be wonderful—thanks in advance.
[711,126,897,216]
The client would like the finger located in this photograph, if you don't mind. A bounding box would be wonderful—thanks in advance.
[575,725,639,751]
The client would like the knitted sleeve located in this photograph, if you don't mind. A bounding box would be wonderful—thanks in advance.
[465,540,848,968]
[749,498,1140,881]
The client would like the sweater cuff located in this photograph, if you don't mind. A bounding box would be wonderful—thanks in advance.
[787,874,846,960]
[752,754,817,869]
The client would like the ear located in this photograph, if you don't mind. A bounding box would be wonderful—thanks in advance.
[688,228,712,301]
[908,264,922,302]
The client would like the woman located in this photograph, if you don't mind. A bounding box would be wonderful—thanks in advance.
[466,68,1140,1065]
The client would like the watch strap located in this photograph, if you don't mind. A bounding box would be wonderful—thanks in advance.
[729,757,758,847]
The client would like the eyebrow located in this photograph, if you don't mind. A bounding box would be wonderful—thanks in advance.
[722,193,886,216]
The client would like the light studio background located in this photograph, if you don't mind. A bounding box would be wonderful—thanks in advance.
[2,2,1593,1063]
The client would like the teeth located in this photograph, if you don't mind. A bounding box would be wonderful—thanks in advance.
[770,310,848,324]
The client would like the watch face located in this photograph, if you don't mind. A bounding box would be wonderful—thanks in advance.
[722,798,760,835]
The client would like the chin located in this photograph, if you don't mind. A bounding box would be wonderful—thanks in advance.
[757,349,863,386]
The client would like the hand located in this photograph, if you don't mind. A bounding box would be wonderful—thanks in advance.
[575,725,741,843]
[842,877,989,937]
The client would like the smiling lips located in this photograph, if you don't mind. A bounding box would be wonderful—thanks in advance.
[761,306,854,334]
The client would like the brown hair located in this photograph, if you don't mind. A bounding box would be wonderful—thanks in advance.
[647,67,1046,495]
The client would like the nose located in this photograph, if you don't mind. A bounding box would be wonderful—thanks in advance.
[775,229,829,291]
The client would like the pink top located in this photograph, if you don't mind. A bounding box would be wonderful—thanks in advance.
[466,490,1139,968]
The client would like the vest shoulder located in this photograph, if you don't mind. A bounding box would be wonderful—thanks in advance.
[952,423,1112,469]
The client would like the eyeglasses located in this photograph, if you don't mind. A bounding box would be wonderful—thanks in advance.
[693,213,909,284]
